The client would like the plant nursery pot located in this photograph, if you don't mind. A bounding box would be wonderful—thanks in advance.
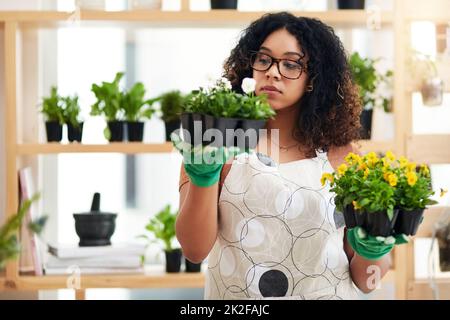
[366,209,399,237]
[203,114,240,148]
[359,109,373,140]
[185,258,202,273]
[126,121,145,142]
[73,193,117,247]
[394,208,425,236]
[164,119,181,141]
[342,205,357,229]
[45,121,63,142]
[165,248,182,273]
[337,0,365,9]
[238,118,267,149]
[67,122,84,143]
[210,0,238,9]
[107,121,125,142]
[354,210,367,229]
[421,77,444,106]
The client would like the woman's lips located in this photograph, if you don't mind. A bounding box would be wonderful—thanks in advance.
[260,86,281,97]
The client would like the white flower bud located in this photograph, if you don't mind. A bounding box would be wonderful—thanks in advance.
[241,77,256,94]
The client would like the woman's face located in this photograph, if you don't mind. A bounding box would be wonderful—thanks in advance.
[253,28,308,111]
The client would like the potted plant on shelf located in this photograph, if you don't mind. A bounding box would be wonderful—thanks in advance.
[348,52,394,139]
[40,86,64,142]
[62,94,84,143]
[181,77,275,150]
[90,72,125,142]
[159,90,184,142]
[121,82,159,142]
[337,0,365,9]
[142,204,181,273]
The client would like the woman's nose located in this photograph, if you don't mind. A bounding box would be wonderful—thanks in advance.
[265,62,281,80]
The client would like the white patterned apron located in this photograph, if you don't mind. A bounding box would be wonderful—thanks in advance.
[204,151,360,300]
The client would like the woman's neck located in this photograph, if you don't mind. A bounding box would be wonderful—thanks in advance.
[266,104,300,145]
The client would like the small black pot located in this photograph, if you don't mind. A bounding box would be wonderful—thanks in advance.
[238,119,267,149]
[394,208,425,236]
[165,248,182,273]
[67,122,84,143]
[360,109,373,140]
[45,121,63,142]
[337,0,365,9]
[164,119,181,141]
[185,258,202,273]
[342,205,357,229]
[107,121,125,142]
[354,210,367,229]
[126,121,145,142]
[366,209,399,237]
[211,0,237,9]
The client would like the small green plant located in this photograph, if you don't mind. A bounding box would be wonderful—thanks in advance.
[40,86,64,124]
[90,72,124,121]
[121,82,159,122]
[0,193,48,269]
[61,94,82,128]
[183,78,276,120]
[159,90,184,122]
[140,205,178,253]
[348,52,394,112]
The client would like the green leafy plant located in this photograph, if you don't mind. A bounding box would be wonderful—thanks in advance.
[61,94,82,128]
[183,78,276,120]
[40,86,64,124]
[349,52,394,112]
[140,205,178,253]
[122,82,159,122]
[90,72,124,121]
[159,90,184,122]
[0,193,48,269]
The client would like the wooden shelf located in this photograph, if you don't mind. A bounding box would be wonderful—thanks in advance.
[0,10,393,28]
[408,278,450,299]
[353,140,395,154]
[406,134,450,164]
[16,142,175,155]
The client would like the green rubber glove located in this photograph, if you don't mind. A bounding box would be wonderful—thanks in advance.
[171,131,245,188]
[346,227,409,261]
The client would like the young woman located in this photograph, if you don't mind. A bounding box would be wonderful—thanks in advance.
[175,12,402,300]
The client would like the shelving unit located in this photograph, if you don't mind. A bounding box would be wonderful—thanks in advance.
[1,0,449,299]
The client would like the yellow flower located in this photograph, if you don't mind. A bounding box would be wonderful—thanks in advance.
[337,163,348,176]
[345,152,357,165]
[352,200,362,210]
[385,151,396,162]
[382,158,390,168]
[358,163,368,171]
[407,171,418,186]
[440,188,447,197]
[321,173,334,186]
[364,168,370,178]
[399,156,409,168]
[406,162,417,173]
[388,173,398,187]
[420,164,430,177]
[383,171,391,181]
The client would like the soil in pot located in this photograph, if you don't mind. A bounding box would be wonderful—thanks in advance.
[210,0,238,9]
[366,209,399,237]
[67,122,84,143]
[165,119,181,142]
[165,248,182,273]
[126,121,145,142]
[337,0,365,9]
[394,208,424,236]
[185,258,202,273]
[359,109,373,139]
[45,121,63,142]
[107,121,124,142]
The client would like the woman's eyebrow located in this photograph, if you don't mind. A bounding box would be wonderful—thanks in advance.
[259,46,303,57]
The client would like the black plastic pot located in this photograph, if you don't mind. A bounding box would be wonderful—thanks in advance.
[164,119,181,141]
[360,109,373,139]
[107,121,125,142]
[165,248,182,273]
[73,193,117,247]
[394,208,424,236]
[366,209,399,237]
[67,122,84,143]
[337,0,365,9]
[126,121,145,142]
[342,205,357,229]
[354,210,367,229]
[181,112,266,149]
[185,258,202,273]
[45,121,63,142]
[211,0,237,9]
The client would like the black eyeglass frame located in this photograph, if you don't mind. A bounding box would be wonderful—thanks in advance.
[249,50,307,80]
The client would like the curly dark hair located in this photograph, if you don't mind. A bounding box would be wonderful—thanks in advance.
[223,12,362,156]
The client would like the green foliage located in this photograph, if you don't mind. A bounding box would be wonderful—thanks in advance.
[90,72,124,121]
[348,52,394,112]
[122,82,159,122]
[0,193,47,269]
[61,94,82,127]
[183,78,276,120]
[159,90,184,122]
[40,86,64,124]
[142,205,178,252]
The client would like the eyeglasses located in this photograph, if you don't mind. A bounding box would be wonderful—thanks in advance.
[250,51,306,80]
